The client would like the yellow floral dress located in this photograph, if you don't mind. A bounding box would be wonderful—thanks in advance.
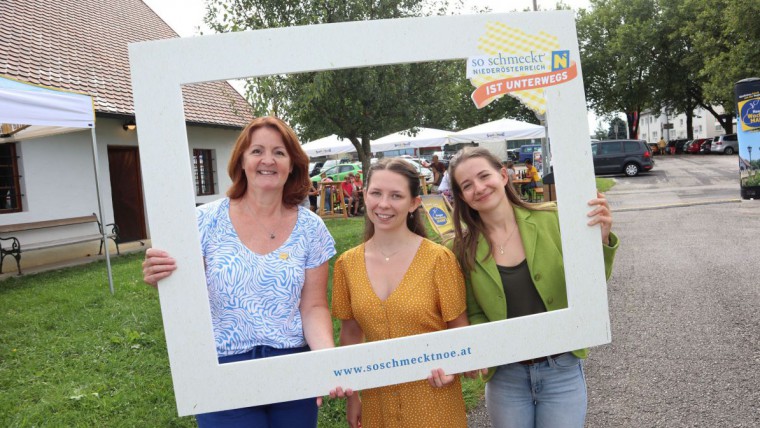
[331,239,467,428]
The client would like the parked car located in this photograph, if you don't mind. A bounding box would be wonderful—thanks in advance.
[710,134,738,155]
[310,162,363,183]
[591,139,654,177]
[403,158,435,184]
[685,138,707,154]
[700,139,712,154]
[369,157,435,184]
[673,139,690,154]
[517,144,541,163]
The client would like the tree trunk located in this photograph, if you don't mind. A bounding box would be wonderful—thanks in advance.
[685,105,694,140]
[626,110,640,139]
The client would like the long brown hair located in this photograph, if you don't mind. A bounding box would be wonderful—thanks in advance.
[226,116,309,206]
[449,147,553,273]
[363,158,427,241]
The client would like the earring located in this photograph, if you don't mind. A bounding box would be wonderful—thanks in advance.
[409,212,414,219]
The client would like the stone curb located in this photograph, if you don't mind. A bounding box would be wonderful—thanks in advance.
[612,198,744,212]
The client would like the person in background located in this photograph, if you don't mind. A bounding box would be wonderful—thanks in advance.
[520,158,541,198]
[331,158,472,428]
[658,137,667,155]
[449,147,618,428]
[351,173,363,216]
[438,170,453,204]
[341,173,357,217]
[142,116,337,428]
[430,154,447,193]
[320,171,334,213]
[307,180,319,212]
[437,169,454,204]
[503,160,517,183]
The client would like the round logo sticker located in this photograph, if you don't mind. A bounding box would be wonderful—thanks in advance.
[428,207,448,226]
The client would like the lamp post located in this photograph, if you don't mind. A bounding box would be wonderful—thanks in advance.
[749,146,753,175]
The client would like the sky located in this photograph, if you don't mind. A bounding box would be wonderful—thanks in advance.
[141,0,600,131]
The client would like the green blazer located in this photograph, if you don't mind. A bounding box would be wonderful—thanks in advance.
[465,205,619,380]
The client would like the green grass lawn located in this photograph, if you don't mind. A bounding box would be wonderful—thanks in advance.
[0,178,622,426]
[0,217,483,427]
[596,177,615,193]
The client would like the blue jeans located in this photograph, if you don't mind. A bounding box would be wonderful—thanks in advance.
[521,181,537,196]
[485,352,587,428]
[323,188,332,212]
[196,345,317,428]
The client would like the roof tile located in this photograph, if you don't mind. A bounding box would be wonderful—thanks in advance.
[0,0,252,128]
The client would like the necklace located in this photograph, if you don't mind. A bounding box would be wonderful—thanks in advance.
[496,224,517,255]
[374,240,404,262]
[241,198,277,240]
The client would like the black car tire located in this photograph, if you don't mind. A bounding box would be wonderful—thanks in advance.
[624,162,639,177]
[724,147,735,155]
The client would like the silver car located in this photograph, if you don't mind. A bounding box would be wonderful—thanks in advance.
[403,158,435,184]
[710,134,738,154]
[369,157,434,184]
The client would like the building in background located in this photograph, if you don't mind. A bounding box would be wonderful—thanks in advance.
[0,0,252,271]
[638,106,730,144]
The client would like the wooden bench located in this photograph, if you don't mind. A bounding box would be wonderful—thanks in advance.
[531,186,544,202]
[0,213,119,275]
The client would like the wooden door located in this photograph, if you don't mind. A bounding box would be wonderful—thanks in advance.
[107,146,146,242]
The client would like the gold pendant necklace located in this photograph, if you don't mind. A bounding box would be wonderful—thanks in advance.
[496,224,517,255]
[374,240,404,262]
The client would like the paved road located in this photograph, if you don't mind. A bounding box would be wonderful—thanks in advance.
[603,154,742,210]
[468,154,760,427]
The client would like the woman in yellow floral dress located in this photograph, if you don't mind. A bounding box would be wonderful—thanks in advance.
[331,158,469,428]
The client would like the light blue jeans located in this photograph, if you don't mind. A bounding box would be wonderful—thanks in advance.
[485,352,587,428]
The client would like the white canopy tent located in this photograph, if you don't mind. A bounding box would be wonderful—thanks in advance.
[301,134,357,157]
[448,118,545,143]
[0,74,114,293]
[370,127,451,153]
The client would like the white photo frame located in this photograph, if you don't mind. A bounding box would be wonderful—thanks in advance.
[129,11,610,416]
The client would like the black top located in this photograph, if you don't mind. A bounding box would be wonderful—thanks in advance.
[497,259,547,319]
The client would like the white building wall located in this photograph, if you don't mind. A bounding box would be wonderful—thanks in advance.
[638,106,728,144]
[0,117,239,256]
[4,130,99,225]
[187,125,239,206]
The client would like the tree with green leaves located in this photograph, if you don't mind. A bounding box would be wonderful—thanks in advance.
[592,121,608,140]
[577,0,660,139]
[607,116,627,139]
[204,0,536,174]
[647,0,703,139]
[679,0,760,134]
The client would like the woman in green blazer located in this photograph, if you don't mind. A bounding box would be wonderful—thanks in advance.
[448,148,618,428]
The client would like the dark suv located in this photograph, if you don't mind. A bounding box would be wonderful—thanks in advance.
[591,139,654,177]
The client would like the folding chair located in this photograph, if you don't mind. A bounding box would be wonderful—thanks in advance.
[420,194,456,240]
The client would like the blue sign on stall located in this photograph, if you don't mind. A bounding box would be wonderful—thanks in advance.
[735,78,760,199]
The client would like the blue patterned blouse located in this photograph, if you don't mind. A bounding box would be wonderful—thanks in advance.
[197,198,336,357]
